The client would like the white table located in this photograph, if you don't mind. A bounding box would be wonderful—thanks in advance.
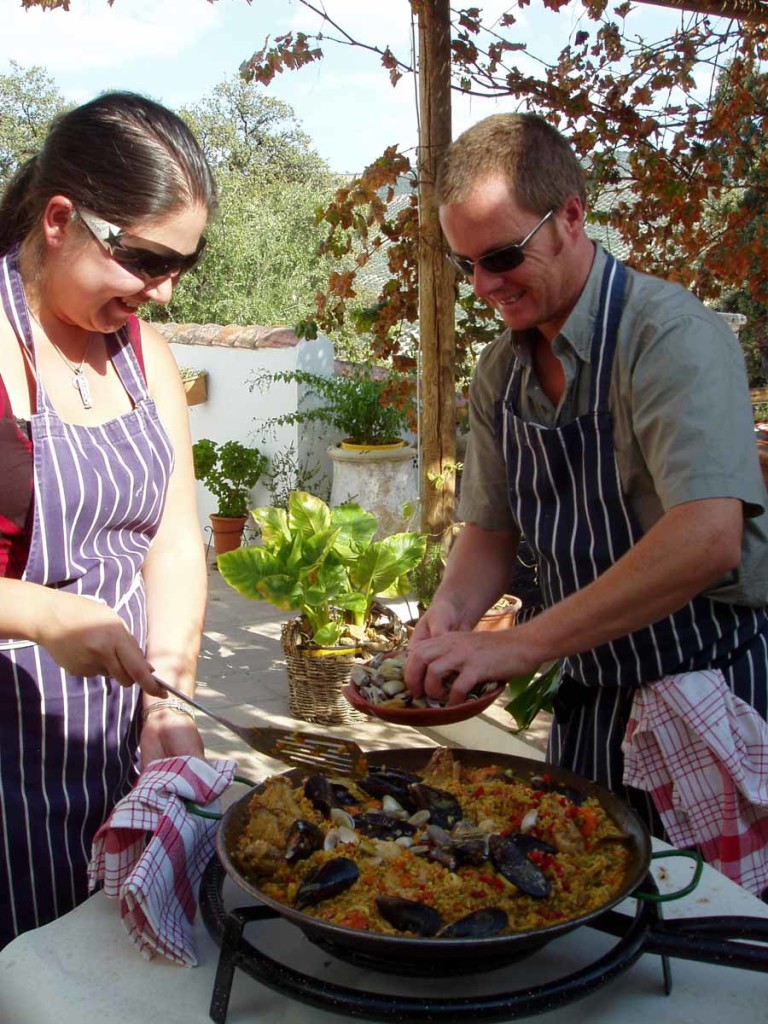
[0,841,766,1024]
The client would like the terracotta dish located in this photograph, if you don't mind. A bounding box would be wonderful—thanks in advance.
[342,676,505,726]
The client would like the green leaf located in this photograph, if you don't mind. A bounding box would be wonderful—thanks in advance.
[251,505,290,549]
[255,574,302,612]
[288,490,331,539]
[350,533,427,595]
[504,663,561,733]
[217,546,278,599]
[313,621,345,646]
[330,502,378,556]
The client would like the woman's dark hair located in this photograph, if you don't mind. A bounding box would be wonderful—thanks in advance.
[0,91,217,255]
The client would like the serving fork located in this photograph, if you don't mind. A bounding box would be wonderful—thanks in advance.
[153,679,368,776]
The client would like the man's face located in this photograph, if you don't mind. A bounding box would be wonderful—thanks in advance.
[439,175,584,341]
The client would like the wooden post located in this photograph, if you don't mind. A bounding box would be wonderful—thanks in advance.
[417,0,456,540]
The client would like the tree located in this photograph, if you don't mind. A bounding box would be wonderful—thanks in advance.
[240,2,768,366]
[148,75,351,332]
[0,61,66,190]
[179,74,327,183]
[704,63,768,386]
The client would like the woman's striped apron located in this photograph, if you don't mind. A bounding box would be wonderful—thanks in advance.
[0,247,174,947]
[499,254,768,829]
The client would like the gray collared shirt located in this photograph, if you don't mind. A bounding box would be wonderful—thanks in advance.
[459,244,768,605]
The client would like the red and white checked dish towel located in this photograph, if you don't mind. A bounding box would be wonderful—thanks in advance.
[622,669,768,895]
[88,755,236,966]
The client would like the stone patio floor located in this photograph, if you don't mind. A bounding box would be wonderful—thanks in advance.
[195,566,551,791]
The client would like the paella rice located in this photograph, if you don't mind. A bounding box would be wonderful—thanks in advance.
[231,748,632,938]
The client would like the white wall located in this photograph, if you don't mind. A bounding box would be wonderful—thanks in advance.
[169,334,337,534]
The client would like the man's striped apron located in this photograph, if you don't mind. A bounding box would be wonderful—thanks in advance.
[499,255,768,829]
[0,247,174,947]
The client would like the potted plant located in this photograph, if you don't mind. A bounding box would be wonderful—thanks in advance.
[251,367,418,537]
[192,438,269,555]
[218,490,426,723]
[251,367,413,447]
[178,365,208,407]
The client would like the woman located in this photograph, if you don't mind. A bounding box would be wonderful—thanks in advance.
[0,92,216,947]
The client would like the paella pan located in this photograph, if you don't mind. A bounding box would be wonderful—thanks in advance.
[215,747,652,972]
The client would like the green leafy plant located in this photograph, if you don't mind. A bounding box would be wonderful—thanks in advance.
[251,368,412,446]
[505,663,561,733]
[192,438,268,518]
[218,490,426,647]
[410,539,446,613]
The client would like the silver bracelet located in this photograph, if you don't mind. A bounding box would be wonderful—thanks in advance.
[141,697,195,724]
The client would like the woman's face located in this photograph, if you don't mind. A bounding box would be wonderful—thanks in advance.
[45,199,209,334]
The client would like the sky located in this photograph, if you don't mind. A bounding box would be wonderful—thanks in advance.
[0,0,686,174]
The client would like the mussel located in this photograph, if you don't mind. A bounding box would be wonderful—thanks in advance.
[304,774,358,817]
[284,819,324,864]
[511,834,558,857]
[357,768,421,810]
[353,812,417,841]
[375,895,442,937]
[436,907,508,939]
[409,783,463,830]
[489,834,551,899]
[294,857,359,909]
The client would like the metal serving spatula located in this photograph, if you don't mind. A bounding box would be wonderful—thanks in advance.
[153,679,368,776]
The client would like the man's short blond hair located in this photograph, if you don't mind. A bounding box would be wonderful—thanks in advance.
[437,112,587,214]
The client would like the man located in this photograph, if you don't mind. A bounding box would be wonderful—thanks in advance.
[405,113,768,893]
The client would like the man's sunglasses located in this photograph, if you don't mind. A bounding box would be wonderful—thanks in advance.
[75,207,206,281]
[447,209,554,278]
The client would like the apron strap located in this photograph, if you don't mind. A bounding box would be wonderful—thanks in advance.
[589,255,626,412]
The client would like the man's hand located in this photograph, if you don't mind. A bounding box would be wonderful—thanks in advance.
[405,627,541,705]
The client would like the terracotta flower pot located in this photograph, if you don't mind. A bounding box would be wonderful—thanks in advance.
[756,428,768,490]
[209,514,247,556]
[474,594,523,632]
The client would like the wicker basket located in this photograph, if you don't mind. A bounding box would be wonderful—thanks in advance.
[281,605,406,725]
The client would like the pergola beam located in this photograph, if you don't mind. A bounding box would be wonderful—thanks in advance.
[636,0,768,22]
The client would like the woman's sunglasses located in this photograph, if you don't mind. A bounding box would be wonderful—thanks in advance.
[447,209,554,278]
[75,207,206,281]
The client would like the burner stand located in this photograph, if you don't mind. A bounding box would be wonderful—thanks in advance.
[200,857,658,1024]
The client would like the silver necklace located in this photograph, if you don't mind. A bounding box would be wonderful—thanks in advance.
[49,335,94,409]
[28,307,94,410]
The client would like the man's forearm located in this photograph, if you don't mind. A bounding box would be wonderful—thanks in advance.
[434,523,521,628]
[519,496,743,668]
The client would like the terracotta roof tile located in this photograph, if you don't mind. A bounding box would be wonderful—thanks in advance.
[153,323,301,349]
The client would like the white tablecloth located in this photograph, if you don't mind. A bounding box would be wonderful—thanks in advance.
[0,840,766,1024]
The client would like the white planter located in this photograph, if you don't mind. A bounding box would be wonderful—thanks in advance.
[327,443,418,537]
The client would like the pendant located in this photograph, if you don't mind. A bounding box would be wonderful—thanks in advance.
[72,369,93,409]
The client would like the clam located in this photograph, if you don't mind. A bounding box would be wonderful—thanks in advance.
[350,647,500,710]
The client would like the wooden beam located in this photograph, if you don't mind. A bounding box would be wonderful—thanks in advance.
[635,0,768,22]
[417,0,456,539]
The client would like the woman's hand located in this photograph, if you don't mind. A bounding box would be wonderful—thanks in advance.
[32,589,165,695]
[139,707,206,770]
